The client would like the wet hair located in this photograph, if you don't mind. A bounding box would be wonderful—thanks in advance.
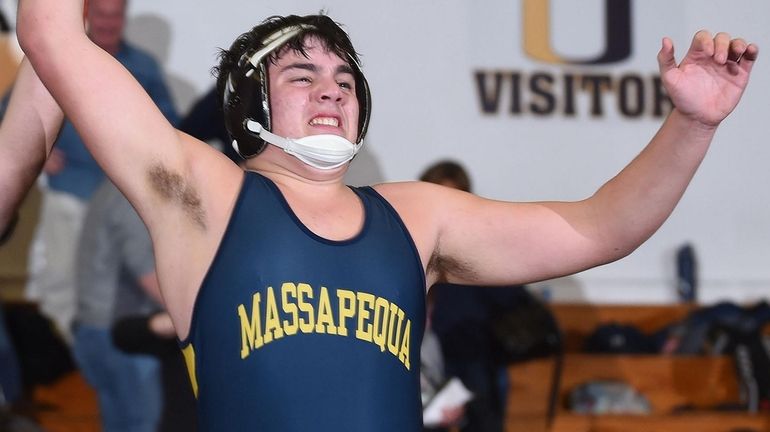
[213,14,362,110]
[420,160,472,192]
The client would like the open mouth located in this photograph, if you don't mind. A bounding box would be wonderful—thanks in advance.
[309,117,340,127]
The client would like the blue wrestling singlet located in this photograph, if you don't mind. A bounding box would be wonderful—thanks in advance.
[180,172,426,431]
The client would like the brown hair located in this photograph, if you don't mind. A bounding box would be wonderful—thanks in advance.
[419,160,471,192]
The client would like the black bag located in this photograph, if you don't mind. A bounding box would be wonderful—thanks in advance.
[490,289,563,426]
[491,290,562,363]
[584,323,657,354]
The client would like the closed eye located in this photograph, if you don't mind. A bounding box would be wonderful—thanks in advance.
[291,76,312,84]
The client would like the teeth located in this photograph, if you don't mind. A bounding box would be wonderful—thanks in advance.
[310,117,339,127]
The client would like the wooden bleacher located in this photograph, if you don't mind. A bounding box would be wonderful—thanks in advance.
[4,302,770,431]
[505,303,770,432]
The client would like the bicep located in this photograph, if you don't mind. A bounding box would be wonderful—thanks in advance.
[435,196,609,286]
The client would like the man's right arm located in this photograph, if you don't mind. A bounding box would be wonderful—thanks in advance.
[0,58,62,236]
[17,0,242,338]
[17,0,189,218]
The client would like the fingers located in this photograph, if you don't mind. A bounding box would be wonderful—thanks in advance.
[726,38,747,62]
[657,37,677,75]
[738,42,759,75]
[689,30,714,58]
[689,30,759,73]
[713,32,731,64]
[721,34,760,75]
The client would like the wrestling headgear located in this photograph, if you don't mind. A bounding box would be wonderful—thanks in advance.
[221,15,371,168]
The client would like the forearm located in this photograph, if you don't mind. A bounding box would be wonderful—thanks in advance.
[0,58,62,232]
[586,108,717,258]
[17,0,94,132]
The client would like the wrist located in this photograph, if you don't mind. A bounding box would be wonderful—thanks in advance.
[670,108,719,136]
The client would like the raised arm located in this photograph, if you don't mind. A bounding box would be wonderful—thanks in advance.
[16,0,241,223]
[17,0,243,337]
[411,31,758,287]
[0,58,62,237]
[16,0,185,215]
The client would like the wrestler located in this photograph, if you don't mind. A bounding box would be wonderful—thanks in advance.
[16,3,758,430]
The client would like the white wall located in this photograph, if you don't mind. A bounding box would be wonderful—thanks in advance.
[119,0,769,304]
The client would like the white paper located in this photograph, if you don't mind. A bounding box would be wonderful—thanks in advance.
[422,378,474,427]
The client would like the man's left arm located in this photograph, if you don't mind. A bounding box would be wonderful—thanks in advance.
[425,31,758,287]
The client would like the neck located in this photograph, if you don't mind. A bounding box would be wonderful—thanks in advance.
[244,145,350,189]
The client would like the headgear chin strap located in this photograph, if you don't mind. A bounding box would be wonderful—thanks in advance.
[241,120,361,170]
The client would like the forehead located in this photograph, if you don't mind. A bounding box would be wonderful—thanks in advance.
[269,36,350,68]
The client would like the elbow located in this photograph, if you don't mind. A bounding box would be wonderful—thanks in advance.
[16,9,59,64]
[599,231,651,265]
[16,21,44,62]
[609,243,639,263]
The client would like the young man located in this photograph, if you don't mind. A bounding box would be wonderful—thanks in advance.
[17,4,758,430]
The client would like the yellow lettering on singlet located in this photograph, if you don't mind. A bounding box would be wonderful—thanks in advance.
[263,287,284,343]
[386,303,404,356]
[336,289,356,337]
[398,320,412,370]
[371,297,390,352]
[238,292,264,359]
[355,292,375,342]
[281,283,299,336]
[236,283,414,370]
[314,287,338,334]
[297,283,315,333]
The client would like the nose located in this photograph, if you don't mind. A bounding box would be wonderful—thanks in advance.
[314,78,344,103]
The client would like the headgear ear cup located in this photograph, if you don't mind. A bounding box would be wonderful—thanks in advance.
[223,53,268,158]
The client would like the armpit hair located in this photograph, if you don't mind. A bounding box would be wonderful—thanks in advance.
[148,164,206,229]
[427,250,478,284]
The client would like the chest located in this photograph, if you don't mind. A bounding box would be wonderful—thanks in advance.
[278,187,365,242]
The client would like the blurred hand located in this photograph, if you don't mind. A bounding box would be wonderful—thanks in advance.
[439,404,465,427]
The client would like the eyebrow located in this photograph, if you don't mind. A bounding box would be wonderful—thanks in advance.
[280,62,355,76]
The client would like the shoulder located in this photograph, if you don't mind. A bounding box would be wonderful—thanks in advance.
[372,181,474,255]
[373,180,477,213]
[373,180,442,200]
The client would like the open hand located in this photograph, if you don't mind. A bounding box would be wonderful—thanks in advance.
[658,30,758,127]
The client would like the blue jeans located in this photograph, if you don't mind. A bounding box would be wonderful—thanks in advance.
[73,324,161,432]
